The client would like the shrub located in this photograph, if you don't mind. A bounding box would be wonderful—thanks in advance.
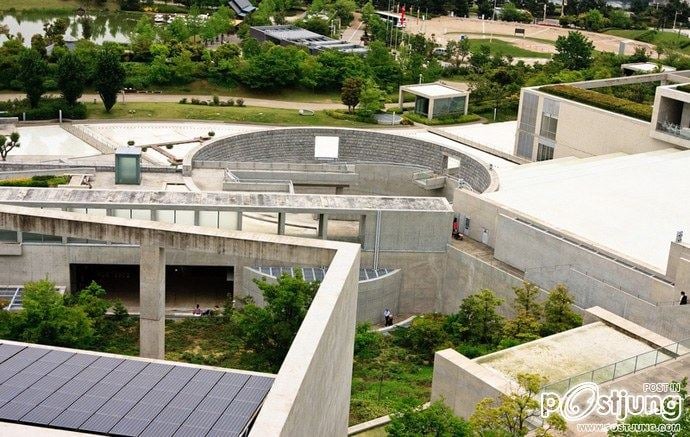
[403,112,481,125]
[227,98,235,106]
[236,98,245,107]
[0,175,69,187]
[354,323,382,359]
[179,97,187,104]
[212,95,220,106]
[393,313,453,362]
[191,98,200,105]
[1,98,87,121]
[540,84,652,121]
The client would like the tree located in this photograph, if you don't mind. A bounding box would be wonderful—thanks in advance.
[8,279,95,349]
[446,38,471,68]
[580,9,608,31]
[471,373,567,436]
[18,49,47,108]
[79,16,94,40]
[43,17,69,47]
[0,132,20,161]
[453,0,470,17]
[608,9,632,29]
[447,289,504,345]
[553,31,594,70]
[230,271,320,372]
[341,77,363,113]
[119,0,141,11]
[94,44,125,112]
[478,0,494,19]
[357,79,385,117]
[57,52,87,105]
[30,34,47,58]
[393,313,452,361]
[541,284,582,336]
[386,401,471,436]
[354,323,382,359]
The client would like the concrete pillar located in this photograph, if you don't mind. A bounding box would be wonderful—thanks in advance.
[237,212,243,231]
[193,210,200,226]
[428,98,435,121]
[139,245,166,359]
[318,214,329,239]
[675,257,690,297]
[358,215,367,247]
[278,212,286,235]
[398,88,404,111]
[464,95,469,115]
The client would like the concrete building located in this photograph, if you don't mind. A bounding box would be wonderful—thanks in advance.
[514,70,690,161]
[249,25,368,54]
[399,82,470,121]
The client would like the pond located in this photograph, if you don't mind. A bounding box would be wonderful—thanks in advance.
[0,10,141,46]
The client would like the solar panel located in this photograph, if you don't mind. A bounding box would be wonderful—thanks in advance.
[0,342,273,436]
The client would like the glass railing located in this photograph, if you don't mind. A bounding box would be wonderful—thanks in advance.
[541,337,690,395]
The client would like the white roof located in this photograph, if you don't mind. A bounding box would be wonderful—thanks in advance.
[621,62,676,73]
[437,121,517,156]
[484,149,690,272]
[403,83,466,98]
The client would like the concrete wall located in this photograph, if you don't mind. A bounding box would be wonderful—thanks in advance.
[515,89,671,161]
[494,215,676,304]
[189,128,496,194]
[365,251,447,315]
[438,245,529,316]
[431,349,513,419]
[241,266,403,324]
[250,248,360,437]
[360,210,453,252]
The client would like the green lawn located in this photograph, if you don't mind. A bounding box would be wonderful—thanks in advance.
[605,28,690,54]
[85,101,375,127]
[466,38,552,59]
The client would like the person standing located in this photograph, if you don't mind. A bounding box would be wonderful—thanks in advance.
[384,308,393,326]
[681,291,688,305]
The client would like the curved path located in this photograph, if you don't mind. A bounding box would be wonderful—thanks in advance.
[0,92,348,110]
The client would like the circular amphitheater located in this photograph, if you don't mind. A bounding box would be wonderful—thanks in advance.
[186,127,498,194]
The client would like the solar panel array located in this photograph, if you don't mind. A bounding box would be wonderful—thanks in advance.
[254,267,394,282]
[0,287,21,311]
[0,342,273,436]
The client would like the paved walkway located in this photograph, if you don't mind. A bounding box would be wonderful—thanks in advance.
[0,92,348,110]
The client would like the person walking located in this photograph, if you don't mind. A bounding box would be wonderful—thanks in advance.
[681,291,688,305]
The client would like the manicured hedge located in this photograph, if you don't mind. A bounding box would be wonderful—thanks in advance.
[0,98,87,121]
[404,112,481,125]
[540,84,653,121]
[0,175,70,188]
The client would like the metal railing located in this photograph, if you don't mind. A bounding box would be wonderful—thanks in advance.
[541,337,690,395]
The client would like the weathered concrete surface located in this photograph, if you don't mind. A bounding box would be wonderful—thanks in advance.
[431,349,513,420]
[139,245,166,359]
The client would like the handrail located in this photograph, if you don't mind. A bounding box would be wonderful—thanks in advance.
[541,337,690,394]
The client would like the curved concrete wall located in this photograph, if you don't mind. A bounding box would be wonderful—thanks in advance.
[189,128,496,193]
[242,266,402,324]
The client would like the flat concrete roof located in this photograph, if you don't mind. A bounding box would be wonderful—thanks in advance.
[0,340,273,436]
[401,83,467,98]
[484,149,690,272]
[475,322,655,384]
[0,187,452,213]
[621,62,676,73]
[436,121,518,156]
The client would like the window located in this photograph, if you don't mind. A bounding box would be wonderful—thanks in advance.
[519,92,539,133]
[539,114,558,140]
[516,131,534,159]
[537,143,554,161]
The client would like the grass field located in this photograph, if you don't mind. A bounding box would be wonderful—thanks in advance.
[466,38,553,58]
[85,101,375,127]
[605,28,690,54]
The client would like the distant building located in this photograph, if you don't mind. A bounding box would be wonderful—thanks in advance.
[249,25,368,54]
[228,0,256,18]
[399,83,470,120]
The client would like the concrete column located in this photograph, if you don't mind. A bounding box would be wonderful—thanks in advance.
[398,88,404,111]
[278,212,286,235]
[428,98,435,121]
[675,257,690,297]
[318,214,329,239]
[464,95,469,115]
[193,210,200,226]
[139,244,166,359]
[358,215,367,248]
[237,212,243,231]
